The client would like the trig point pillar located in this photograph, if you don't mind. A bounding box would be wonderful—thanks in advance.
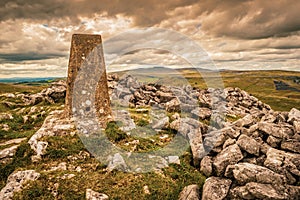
[65,34,111,127]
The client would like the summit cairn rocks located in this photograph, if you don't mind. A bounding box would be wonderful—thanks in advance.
[199,106,300,199]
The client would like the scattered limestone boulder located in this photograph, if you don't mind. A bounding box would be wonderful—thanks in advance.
[165,98,180,112]
[152,116,169,130]
[222,138,236,149]
[0,113,13,121]
[178,184,200,200]
[86,189,109,200]
[0,138,26,147]
[264,148,300,176]
[281,139,300,153]
[112,110,136,131]
[233,114,255,127]
[200,156,213,177]
[191,107,211,120]
[213,144,244,176]
[229,185,253,199]
[236,134,260,156]
[28,110,75,160]
[169,119,181,131]
[293,121,300,134]
[266,135,282,148]
[50,162,67,171]
[201,177,232,200]
[0,170,40,200]
[229,183,300,200]
[225,162,286,185]
[258,122,294,139]
[245,182,290,200]
[0,145,19,159]
[287,108,300,123]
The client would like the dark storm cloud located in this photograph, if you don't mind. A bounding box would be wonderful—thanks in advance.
[0,0,197,25]
[195,0,300,39]
[2,0,300,39]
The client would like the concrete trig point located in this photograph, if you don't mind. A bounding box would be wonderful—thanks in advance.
[65,34,111,127]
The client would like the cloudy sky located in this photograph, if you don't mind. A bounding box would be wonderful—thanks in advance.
[1,0,300,78]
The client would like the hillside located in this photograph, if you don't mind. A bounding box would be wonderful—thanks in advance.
[0,70,299,199]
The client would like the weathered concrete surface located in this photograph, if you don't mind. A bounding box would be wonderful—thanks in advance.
[66,34,111,127]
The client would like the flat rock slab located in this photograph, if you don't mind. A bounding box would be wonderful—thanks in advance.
[0,138,26,146]
[225,162,286,185]
[202,177,232,200]
[0,170,40,200]
[213,144,243,176]
[178,184,200,200]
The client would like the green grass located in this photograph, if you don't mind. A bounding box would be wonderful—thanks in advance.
[180,70,300,111]
[13,151,205,200]
[0,83,47,94]
[0,142,34,189]
[1,70,300,199]
[43,135,86,160]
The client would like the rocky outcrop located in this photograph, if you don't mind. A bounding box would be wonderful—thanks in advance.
[28,110,75,161]
[0,170,40,200]
[198,107,300,200]
[0,138,27,164]
[230,182,300,200]
[0,145,18,160]
[21,80,66,105]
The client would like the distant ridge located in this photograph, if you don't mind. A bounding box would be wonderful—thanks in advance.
[0,77,63,83]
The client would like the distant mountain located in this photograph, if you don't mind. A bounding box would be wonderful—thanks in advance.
[121,66,216,74]
[0,77,63,83]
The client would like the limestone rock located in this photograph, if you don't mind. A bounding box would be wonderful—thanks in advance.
[0,145,18,159]
[287,108,300,123]
[236,134,260,156]
[222,138,236,149]
[86,189,109,200]
[213,144,243,176]
[266,135,282,148]
[264,148,300,177]
[293,121,300,134]
[222,126,240,138]
[281,139,300,153]
[112,110,136,131]
[178,184,200,200]
[189,130,205,166]
[200,156,213,177]
[230,183,300,200]
[170,119,181,131]
[191,107,211,120]
[245,182,287,200]
[229,185,253,199]
[258,122,293,139]
[0,138,26,147]
[167,156,180,165]
[202,177,232,200]
[233,114,255,127]
[165,98,180,112]
[28,110,76,159]
[225,162,286,185]
[152,116,169,130]
[0,113,13,121]
[0,170,40,200]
